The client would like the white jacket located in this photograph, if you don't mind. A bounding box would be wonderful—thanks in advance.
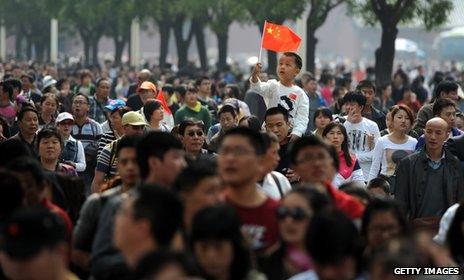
[250,78,309,137]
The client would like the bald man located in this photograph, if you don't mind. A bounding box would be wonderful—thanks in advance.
[394,117,464,231]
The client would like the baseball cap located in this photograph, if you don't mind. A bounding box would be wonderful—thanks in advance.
[55,112,74,124]
[137,81,157,93]
[105,99,126,112]
[122,111,147,126]
[1,207,66,259]
[42,75,57,89]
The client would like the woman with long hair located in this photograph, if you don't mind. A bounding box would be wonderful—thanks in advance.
[323,122,365,188]
[368,105,417,182]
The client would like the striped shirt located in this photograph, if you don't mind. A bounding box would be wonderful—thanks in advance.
[98,130,117,156]
[71,118,103,149]
[95,139,119,179]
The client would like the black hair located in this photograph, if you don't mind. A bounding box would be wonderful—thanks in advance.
[96,77,110,87]
[331,86,345,100]
[319,73,334,85]
[195,76,210,87]
[220,126,266,155]
[218,104,237,119]
[260,132,279,151]
[0,169,24,221]
[446,202,464,263]
[143,99,163,121]
[191,205,251,280]
[173,159,217,193]
[137,131,183,179]
[162,84,174,95]
[367,177,390,194]
[0,81,14,100]
[322,122,352,166]
[132,184,183,247]
[73,92,90,104]
[360,198,409,240]
[116,135,141,158]
[356,80,376,93]
[264,106,289,122]
[178,119,205,136]
[289,187,332,214]
[40,93,60,107]
[6,157,46,191]
[174,85,187,97]
[238,115,261,132]
[37,127,63,149]
[393,70,409,86]
[432,98,456,117]
[390,104,415,127]
[3,78,22,91]
[282,52,302,70]
[134,250,196,280]
[225,84,241,99]
[289,135,339,172]
[20,74,34,83]
[313,107,333,126]
[17,105,38,121]
[340,184,371,203]
[306,210,361,268]
[342,91,366,107]
[55,78,69,91]
[433,80,458,101]
[0,139,32,167]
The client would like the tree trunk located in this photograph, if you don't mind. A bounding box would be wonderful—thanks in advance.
[157,20,171,68]
[26,36,32,60]
[216,31,228,70]
[91,37,99,66]
[173,16,190,69]
[375,25,398,88]
[305,21,318,74]
[193,20,207,70]
[267,51,277,75]
[35,40,45,63]
[82,36,91,66]
[114,37,126,66]
[15,32,23,59]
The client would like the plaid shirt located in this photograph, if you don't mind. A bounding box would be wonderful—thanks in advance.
[89,96,111,124]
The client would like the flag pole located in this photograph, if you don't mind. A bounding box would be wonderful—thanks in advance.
[258,21,267,62]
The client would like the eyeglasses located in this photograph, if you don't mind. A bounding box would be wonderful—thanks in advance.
[73,100,88,105]
[276,206,311,221]
[187,130,204,137]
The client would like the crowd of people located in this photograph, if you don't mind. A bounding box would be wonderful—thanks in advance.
[0,52,464,280]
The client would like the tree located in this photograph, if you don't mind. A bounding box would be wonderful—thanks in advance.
[348,0,453,87]
[60,0,109,66]
[240,0,306,74]
[306,0,344,74]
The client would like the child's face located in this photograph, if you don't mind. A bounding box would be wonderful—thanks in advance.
[277,55,300,82]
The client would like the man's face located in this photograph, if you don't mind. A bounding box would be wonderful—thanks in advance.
[19,111,38,136]
[39,136,61,162]
[0,247,63,280]
[277,55,300,82]
[305,79,318,94]
[424,121,449,151]
[185,90,198,106]
[293,146,334,184]
[439,106,456,128]
[139,89,155,105]
[198,79,211,95]
[441,91,459,101]
[96,80,111,99]
[218,135,261,187]
[265,114,290,144]
[118,147,140,186]
[150,149,187,187]
[184,176,222,218]
[123,125,145,136]
[72,96,89,118]
[181,125,205,154]
[360,86,375,106]
[262,142,280,173]
[219,112,237,132]
[344,101,363,121]
[21,77,31,90]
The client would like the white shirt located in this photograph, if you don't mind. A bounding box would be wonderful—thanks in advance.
[343,117,381,181]
[250,78,309,137]
[258,171,292,200]
[434,203,459,245]
[368,135,417,181]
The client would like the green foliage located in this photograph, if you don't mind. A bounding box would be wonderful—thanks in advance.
[240,0,307,26]
[347,0,453,30]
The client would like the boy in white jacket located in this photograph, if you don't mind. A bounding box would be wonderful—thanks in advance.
[250,52,309,140]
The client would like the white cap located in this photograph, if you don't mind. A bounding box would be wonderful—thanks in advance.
[56,112,74,124]
[42,75,57,89]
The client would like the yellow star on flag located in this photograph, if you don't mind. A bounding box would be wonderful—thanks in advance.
[267,27,274,34]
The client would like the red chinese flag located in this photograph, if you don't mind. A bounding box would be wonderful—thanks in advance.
[262,21,301,52]
[156,90,172,115]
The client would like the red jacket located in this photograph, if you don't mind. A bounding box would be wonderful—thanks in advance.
[324,182,365,219]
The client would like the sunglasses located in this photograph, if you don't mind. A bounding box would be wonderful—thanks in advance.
[187,130,204,137]
[276,206,311,221]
